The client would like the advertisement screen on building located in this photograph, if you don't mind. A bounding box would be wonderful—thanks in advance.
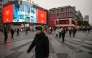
[3,4,47,24]
[38,9,47,24]
[14,4,37,23]
[3,4,14,23]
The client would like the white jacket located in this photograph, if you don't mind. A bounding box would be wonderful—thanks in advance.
[59,28,63,33]
[56,29,59,34]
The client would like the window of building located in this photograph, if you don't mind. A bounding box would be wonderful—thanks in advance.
[52,10,54,13]
[57,9,59,13]
[64,13,66,17]
[61,8,63,12]
[57,14,59,17]
[67,7,69,12]
[67,12,69,17]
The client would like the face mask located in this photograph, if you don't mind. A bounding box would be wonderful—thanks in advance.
[37,30,41,34]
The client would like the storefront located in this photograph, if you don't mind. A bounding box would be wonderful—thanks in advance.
[50,18,78,28]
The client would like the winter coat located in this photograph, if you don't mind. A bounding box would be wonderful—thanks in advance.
[56,29,59,34]
[4,28,8,36]
[27,32,49,58]
[11,29,14,34]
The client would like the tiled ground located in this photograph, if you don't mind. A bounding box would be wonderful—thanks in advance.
[0,31,92,58]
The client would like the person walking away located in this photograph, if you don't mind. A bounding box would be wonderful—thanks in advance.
[61,27,66,42]
[55,28,59,37]
[4,27,8,43]
[17,28,19,36]
[72,27,76,37]
[27,26,49,58]
[10,28,14,39]
[69,28,72,37]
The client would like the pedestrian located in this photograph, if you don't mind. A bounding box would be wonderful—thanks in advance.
[4,27,8,43]
[61,27,66,42]
[27,26,49,58]
[59,28,62,38]
[10,28,14,39]
[55,28,59,37]
[16,28,20,36]
[72,27,76,37]
[26,28,28,34]
[69,27,72,37]
[49,27,52,33]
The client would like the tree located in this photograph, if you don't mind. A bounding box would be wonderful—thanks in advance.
[77,21,90,26]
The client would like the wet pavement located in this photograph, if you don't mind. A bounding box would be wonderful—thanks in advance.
[0,31,92,58]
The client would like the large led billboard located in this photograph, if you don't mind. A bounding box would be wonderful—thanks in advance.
[14,4,37,23]
[3,4,14,23]
[38,9,47,24]
[3,4,47,24]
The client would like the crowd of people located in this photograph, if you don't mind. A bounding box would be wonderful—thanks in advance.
[0,26,92,58]
[55,27,77,42]
[2,27,20,43]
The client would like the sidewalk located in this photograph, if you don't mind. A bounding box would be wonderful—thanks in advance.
[48,31,92,58]
[0,31,92,58]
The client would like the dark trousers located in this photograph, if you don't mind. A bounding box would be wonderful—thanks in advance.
[56,34,58,37]
[17,32,19,35]
[69,32,71,37]
[62,33,65,42]
[4,35,7,43]
[59,32,62,38]
[26,31,27,34]
[73,32,75,37]
[11,34,14,38]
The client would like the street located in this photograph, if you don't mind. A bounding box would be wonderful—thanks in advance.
[0,31,92,58]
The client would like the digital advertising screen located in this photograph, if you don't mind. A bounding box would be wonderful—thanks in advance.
[3,4,14,23]
[30,6,37,23]
[3,4,47,24]
[38,9,47,24]
[13,4,37,23]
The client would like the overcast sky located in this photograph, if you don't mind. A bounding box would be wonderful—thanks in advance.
[32,0,92,24]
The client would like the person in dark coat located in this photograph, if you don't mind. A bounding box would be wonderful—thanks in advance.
[72,27,76,37]
[17,28,19,36]
[4,27,8,43]
[10,28,14,38]
[27,26,49,58]
[61,27,66,42]
[69,28,72,37]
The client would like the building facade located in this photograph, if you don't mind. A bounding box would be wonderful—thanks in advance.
[76,10,83,21]
[49,6,83,27]
[83,15,89,22]
[49,6,77,20]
